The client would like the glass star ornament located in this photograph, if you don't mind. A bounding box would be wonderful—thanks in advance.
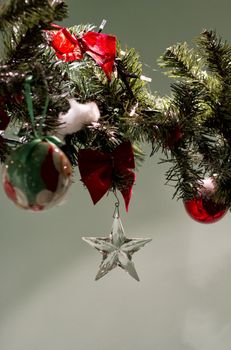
[82,205,152,281]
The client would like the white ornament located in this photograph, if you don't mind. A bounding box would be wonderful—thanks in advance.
[57,99,100,141]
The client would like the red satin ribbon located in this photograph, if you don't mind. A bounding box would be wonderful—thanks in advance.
[49,25,116,80]
[78,141,136,211]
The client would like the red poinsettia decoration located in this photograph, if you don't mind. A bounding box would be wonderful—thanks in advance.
[49,25,116,80]
[78,141,136,211]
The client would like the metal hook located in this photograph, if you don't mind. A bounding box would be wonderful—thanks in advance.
[113,190,120,218]
[113,189,120,206]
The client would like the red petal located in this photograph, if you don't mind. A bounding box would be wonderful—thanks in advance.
[82,32,116,79]
[50,28,83,62]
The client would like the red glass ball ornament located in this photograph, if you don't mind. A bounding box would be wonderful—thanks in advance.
[183,177,228,223]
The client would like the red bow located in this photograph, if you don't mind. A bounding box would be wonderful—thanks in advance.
[49,25,116,80]
[78,141,136,211]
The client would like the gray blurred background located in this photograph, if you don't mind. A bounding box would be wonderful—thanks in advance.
[1,1,231,349]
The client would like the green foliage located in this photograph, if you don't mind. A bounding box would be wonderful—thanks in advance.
[0,0,69,137]
[0,0,67,30]
[0,8,154,168]
[157,30,231,206]
[1,0,231,209]
[159,42,204,81]
[0,0,67,63]
[41,26,155,157]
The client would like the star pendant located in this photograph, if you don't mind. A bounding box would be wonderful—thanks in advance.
[82,207,152,281]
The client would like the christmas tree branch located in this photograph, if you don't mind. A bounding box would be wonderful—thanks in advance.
[0,0,67,30]
[1,0,231,211]
[159,42,203,80]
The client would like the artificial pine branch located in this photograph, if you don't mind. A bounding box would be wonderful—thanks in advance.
[159,42,204,81]
[1,0,231,210]
[1,0,67,64]
[41,29,155,152]
[0,0,67,30]
[0,0,70,142]
[196,30,231,78]
[157,29,231,204]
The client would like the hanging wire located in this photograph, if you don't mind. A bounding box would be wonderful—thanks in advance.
[39,92,49,135]
[113,190,120,218]
[24,76,38,137]
[24,75,49,138]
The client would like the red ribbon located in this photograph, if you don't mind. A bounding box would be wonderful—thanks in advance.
[49,25,116,80]
[78,141,136,211]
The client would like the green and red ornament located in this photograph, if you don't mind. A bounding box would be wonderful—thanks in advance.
[2,76,72,211]
[2,137,72,211]
[183,177,228,224]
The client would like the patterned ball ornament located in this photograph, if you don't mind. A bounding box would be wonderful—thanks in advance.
[183,177,228,223]
[2,139,72,211]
